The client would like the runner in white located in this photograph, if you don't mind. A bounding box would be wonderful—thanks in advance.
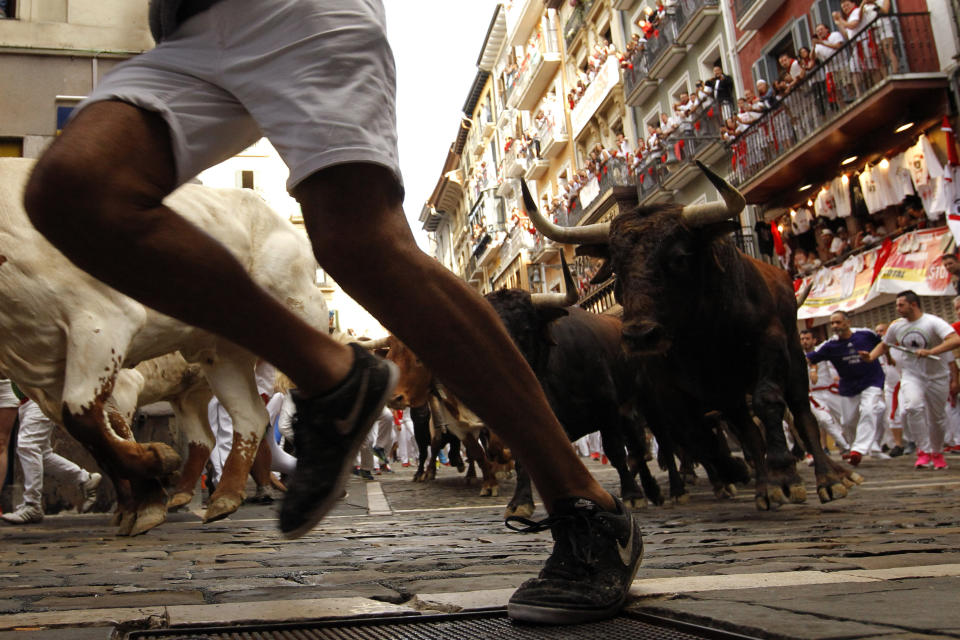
[800,330,849,454]
[862,291,960,470]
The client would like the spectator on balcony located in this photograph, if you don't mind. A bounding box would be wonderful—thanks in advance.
[696,80,714,110]
[755,80,778,110]
[736,97,762,126]
[778,53,805,93]
[646,124,662,153]
[813,23,846,63]
[711,65,736,119]
[829,226,851,257]
[862,0,898,73]
[615,133,632,158]
[799,47,817,74]
[660,111,677,138]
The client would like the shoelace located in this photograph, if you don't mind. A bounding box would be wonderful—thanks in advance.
[505,511,601,568]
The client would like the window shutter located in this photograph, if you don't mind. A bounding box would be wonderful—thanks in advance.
[793,17,812,52]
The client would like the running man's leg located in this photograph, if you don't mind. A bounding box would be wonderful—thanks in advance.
[24,103,354,396]
[293,164,612,513]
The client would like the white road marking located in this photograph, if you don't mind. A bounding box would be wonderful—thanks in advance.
[365,481,392,515]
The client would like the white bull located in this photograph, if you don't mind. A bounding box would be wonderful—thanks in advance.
[0,157,328,535]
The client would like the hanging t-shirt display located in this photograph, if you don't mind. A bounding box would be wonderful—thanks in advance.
[831,175,852,218]
[890,152,916,199]
[815,186,837,219]
[858,165,885,213]
[791,207,813,234]
[873,161,901,210]
[904,134,943,189]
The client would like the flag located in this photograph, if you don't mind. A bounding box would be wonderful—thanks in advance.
[771,221,785,256]
[944,116,958,166]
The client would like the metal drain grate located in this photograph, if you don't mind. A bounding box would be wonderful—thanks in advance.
[125,610,759,640]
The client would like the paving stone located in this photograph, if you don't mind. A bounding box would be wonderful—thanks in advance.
[402,573,529,594]
[822,552,960,570]
[0,626,113,639]
[165,597,415,626]
[212,583,403,603]
[31,590,206,610]
[0,602,21,615]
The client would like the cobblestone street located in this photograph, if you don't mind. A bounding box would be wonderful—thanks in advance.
[2,454,959,638]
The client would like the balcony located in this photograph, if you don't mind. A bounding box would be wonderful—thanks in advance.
[468,191,507,265]
[571,56,622,138]
[563,0,594,49]
[734,0,785,32]
[660,110,726,190]
[623,50,659,107]
[728,13,948,207]
[502,143,530,179]
[644,6,688,80]
[506,0,546,47]
[523,146,550,180]
[636,155,673,205]
[479,107,496,139]
[513,21,562,111]
[498,106,517,132]
[578,279,618,315]
[497,223,536,274]
[535,106,569,158]
[676,0,720,45]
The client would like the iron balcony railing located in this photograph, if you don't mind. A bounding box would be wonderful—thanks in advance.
[640,4,685,74]
[636,154,669,199]
[729,12,939,187]
[578,278,617,314]
[513,21,561,107]
[563,0,594,48]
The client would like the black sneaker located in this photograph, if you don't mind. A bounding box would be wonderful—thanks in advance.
[506,496,643,624]
[279,343,398,539]
[888,445,904,458]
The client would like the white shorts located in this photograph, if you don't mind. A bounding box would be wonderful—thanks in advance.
[0,379,19,409]
[75,0,402,192]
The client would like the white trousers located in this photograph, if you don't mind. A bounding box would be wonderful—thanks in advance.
[810,391,849,450]
[839,386,884,455]
[17,401,89,507]
[945,399,960,447]
[899,374,948,454]
[395,411,417,463]
[587,431,603,455]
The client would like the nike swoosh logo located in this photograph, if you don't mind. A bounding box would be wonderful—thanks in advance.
[334,374,369,436]
[617,521,635,567]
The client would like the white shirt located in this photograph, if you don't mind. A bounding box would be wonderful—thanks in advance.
[791,207,813,234]
[815,31,845,63]
[890,152,917,198]
[809,360,839,392]
[883,313,956,380]
[831,176,852,218]
[905,134,944,190]
[815,187,838,219]
[843,6,864,39]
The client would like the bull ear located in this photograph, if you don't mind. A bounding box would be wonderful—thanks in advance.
[574,244,609,259]
[540,310,568,346]
[590,260,615,284]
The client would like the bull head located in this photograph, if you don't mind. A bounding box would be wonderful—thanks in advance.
[521,161,744,245]
[530,252,578,308]
[522,162,746,357]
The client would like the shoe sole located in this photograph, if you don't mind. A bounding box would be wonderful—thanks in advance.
[508,525,644,625]
[282,361,399,540]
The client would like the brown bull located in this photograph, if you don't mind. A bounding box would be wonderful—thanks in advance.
[522,163,862,509]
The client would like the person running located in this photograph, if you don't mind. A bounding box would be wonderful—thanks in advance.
[805,311,885,466]
[22,0,640,624]
[861,291,960,470]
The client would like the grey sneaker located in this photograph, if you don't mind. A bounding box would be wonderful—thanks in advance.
[80,472,101,513]
[279,343,398,539]
[506,496,643,624]
[1,503,44,525]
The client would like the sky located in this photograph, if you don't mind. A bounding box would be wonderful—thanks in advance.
[383,1,502,250]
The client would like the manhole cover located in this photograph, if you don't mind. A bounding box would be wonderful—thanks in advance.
[125,610,759,640]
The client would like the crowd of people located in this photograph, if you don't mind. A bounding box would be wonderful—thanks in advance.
[802,291,960,471]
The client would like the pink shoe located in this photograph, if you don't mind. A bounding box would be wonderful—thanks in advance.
[932,453,948,470]
[915,451,933,469]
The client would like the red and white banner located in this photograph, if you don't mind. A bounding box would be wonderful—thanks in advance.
[798,227,955,319]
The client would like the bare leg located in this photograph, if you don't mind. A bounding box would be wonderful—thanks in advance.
[26,102,611,514]
[25,102,351,394]
[293,164,612,512]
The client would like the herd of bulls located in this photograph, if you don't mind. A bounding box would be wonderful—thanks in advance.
[0,157,862,537]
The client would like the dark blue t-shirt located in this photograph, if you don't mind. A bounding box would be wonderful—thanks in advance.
[806,329,885,396]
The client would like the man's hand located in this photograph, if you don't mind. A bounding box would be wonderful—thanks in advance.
[858,350,874,362]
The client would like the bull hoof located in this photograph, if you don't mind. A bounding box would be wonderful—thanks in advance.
[817,481,848,503]
[130,503,167,536]
[490,486,500,497]
[767,486,787,506]
[672,493,690,506]
[479,487,491,497]
[110,509,124,527]
[623,496,646,510]
[412,472,423,482]
[270,476,287,492]
[456,463,466,473]
[713,484,737,500]
[848,471,864,485]
[167,491,194,511]
[115,510,136,537]
[146,442,182,479]
[204,491,243,523]
[789,484,807,504]
[504,503,535,519]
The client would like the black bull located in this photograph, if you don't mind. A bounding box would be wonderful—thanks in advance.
[522,162,862,509]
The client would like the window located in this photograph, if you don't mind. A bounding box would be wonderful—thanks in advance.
[239,170,255,190]
[810,0,843,32]
[750,17,811,89]
[0,1,16,18]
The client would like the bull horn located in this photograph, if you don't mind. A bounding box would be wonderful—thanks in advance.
[795,279,813,307]
[356,336,390,350]
[681,161,746,227]
[521,180,609,245]
[531,253,579,307]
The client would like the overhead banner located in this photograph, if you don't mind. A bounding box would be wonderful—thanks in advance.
[872,227,954,296]
[798,227,955,319]
[797,249,881,319]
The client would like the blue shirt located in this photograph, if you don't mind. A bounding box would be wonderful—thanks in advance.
[806,329,885,396]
